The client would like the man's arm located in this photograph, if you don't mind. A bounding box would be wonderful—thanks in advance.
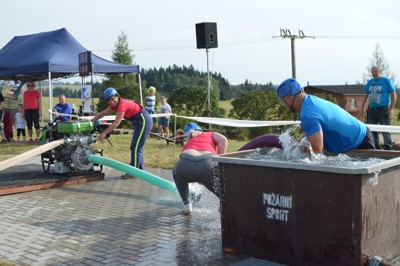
[361,94,369,120]
[307,131,324,154]
[389,91,397,117]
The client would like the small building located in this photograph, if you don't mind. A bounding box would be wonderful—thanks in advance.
[303,84,365,121]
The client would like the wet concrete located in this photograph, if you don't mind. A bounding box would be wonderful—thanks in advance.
[0,157,282,265]
[1,156,399,265]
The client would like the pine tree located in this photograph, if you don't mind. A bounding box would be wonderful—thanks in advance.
[103,31,136,89]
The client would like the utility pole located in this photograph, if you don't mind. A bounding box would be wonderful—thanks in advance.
[273,29,314,79]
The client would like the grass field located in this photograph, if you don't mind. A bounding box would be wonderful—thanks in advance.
[0,97,242,170]
[0,129,247,170]
[219,99,233,117]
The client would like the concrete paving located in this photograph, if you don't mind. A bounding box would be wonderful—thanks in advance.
[0,157,284,266]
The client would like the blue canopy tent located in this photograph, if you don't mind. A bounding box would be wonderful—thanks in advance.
[0,28,142,110]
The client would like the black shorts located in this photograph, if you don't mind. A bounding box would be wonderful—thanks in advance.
[357,127,376,149]
[24,109,40,130]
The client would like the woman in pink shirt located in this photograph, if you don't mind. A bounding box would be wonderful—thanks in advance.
[173,122,228,215]
[23,81,41,142]
[92,88,153,177]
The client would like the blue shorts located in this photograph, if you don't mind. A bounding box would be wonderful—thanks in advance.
[160,117,170,127]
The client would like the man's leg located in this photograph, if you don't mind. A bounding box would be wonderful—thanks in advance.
[379,107,393,150]
[367,108,381,149]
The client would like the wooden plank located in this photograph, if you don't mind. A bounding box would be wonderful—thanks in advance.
[0,173,104,196]
[0,139,65,172]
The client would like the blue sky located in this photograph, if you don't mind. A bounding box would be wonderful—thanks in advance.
[2,0,400,86]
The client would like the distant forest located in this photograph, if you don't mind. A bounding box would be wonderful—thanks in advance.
[140,64,275,100]
[40,64,276,100]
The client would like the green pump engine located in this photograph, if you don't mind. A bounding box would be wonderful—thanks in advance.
[40,120,107,174]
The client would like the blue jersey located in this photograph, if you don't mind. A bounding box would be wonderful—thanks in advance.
[54,103,72,121]
[365,77,395,107]
[300,94,367,153]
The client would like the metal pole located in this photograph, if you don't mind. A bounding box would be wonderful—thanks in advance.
[91,63,94,112]
[206,48,211,117]
[206,48,212,130]
[291,37,296,79]
[39,81,43,122]
[273,29,314,79]
[48,72,53,122]
[173,114,176,157]
[138,73,143,106]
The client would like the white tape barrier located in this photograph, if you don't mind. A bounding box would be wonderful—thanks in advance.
[49,109,400,133]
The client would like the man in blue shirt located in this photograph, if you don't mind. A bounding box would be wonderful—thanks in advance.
[277,78,375,154]
[361,66,397,150]
[53,94,72,121]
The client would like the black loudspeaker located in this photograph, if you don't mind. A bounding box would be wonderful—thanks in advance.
[196,22,218,49]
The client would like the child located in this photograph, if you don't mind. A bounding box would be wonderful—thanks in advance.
[15,104,26,143]
[158,96,172,138]
[145,86,159,134]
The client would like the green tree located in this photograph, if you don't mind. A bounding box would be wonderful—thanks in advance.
[229,90,292,137]
[168,85,225,129]
[103,31,137,90]
[169,85,207,117]
[98,31,140,116]
[360,42,396,85]
[229,90,289,120]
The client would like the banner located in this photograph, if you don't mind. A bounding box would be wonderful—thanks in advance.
[2,81,24,100]
[81,84,92,113]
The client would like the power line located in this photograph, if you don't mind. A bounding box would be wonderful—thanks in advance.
[92,35,400,54]
[315,35,400,39]
[273,28,315,79]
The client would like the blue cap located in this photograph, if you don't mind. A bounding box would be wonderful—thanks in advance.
[184,122,202,136]
[277,78,303,98]
[104,87,118,99]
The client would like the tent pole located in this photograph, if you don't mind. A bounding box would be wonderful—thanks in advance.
[48,72,53,122]
[138,73,143,106]
[91,63,94,112]
[39,81,43,122]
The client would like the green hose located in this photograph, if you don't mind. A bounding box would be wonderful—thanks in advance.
[88,155,177,193]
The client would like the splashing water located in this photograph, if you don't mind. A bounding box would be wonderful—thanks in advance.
[279,126,312,161]
[243,127,386,168]
[189,183,204,205]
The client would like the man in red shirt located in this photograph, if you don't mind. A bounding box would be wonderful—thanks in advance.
[0,92,7,143]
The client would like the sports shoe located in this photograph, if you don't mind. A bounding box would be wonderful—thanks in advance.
[121,173,135,179]
[35,138,40,143]
[182,203,192,215]
[1,139,8,144]
[28,138,33,143]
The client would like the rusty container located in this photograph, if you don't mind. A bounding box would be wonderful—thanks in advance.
[213,149,400,266]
